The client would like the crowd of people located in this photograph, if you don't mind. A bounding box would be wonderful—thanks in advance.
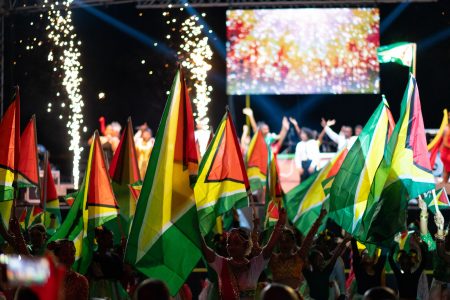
[0,108,448,300]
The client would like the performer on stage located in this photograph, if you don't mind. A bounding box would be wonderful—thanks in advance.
[134,124,155,179]
[242,108,289,154]
[441,115,450,183]
[321,118,357,150]
[294,127,320,182]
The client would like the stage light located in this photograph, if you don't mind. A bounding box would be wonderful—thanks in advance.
[98,92,105,100]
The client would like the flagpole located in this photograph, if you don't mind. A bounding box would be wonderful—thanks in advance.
[412,43,417,77]
[245,95,251,129]
[42,151,49,226]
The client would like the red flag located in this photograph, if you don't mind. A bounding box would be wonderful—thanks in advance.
[18,115,39,187]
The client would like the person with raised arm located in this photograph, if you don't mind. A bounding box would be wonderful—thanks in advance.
[200,208,287,300]
[242,108,290,154]
[320,118,356,151]
[269,208,327,295]
[350,238,387,297]
[388,238,426,299]
[303,233,350,300]
[294,126,320,182]
[418,196,450,297]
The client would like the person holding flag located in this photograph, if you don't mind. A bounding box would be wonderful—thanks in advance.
[418,196,450,297]
[200,207,287,300]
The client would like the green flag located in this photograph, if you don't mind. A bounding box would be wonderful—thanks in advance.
[329,99,394,237]
[124,69,201,296]
[362,75,435,246]
[49,132,119,274]
[378,42,416,74]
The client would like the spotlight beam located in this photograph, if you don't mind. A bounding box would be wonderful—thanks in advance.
[74,0,176,59]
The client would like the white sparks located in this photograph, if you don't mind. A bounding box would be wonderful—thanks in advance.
[179,16,213,130]
[46,0,84,188]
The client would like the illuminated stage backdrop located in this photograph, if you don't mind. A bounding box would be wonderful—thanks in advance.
[226,8,380,95]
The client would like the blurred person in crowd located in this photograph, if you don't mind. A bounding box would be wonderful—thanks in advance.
[47,239,88,300]
[269,209,326,297]
[363,287,396,300]
[27,223,46,256]
[260,283,301,300]
[88,227,129,300]
[200,208,287,300]
[133,279,170,300]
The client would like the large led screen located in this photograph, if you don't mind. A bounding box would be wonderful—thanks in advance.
[226,8,380,95]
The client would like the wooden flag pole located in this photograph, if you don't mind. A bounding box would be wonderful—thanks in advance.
[42,151,49,226]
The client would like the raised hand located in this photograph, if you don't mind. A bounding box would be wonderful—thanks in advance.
[289,117,298,127]
[282,117,290,130]
[327,119,336,127]
[418,196,427,211]
[435,210,445,231]
[243,107,254,117]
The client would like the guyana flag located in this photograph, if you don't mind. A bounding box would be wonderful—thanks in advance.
[129,180,142,202]
[42,160,62,227]
[49,131,119,274]
[378,42,416,71]
[0,88,20,228]
[264,152,283,228]
[328,99,394,236]
[19,206,43,230]
[428,109,448,167]
[284,148,348,235]
[18,115,39,188]
[109,117,141,234]
[246,130,268,191]
[124,69,201,296]
[321,148,349,195]
[195,110,250,236]
[423,188,449,214]
[362,75,435,246]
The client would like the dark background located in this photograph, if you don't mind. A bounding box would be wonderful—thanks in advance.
[4,1,450,182]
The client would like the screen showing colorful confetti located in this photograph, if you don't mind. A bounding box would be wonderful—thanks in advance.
[226,8,380,95]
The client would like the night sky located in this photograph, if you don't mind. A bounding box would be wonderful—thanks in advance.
[4,0,450,182]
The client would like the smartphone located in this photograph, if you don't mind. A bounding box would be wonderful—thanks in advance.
[0,255,50,286]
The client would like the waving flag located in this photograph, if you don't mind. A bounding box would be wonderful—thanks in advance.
[363,75,435,246]
[49,131,119,274]
[328,99,394,236]
[284,148,347,235]
[18,115,39,188]
[423,188,449,214]
[246,130,268,191]
[109,117,141,234]
[428,109,448,167]
[0,88,20,228]
[264,153,283,228]
[378,42,416,74]
[124,69,201,296]
[195,110,250,236]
